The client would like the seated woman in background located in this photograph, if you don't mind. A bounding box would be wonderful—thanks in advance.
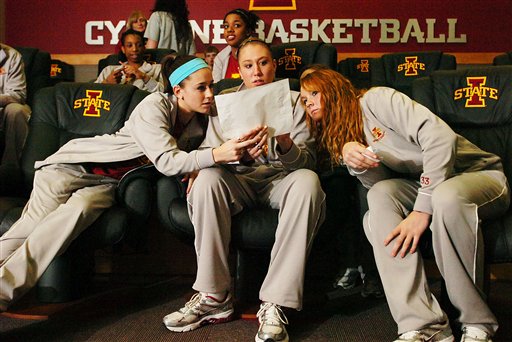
[299,68,509,342]
[212,8,261,82]
[97,29,164,93]
[0,55,261,313]
[144,0,196,55]
[115,10,147,54]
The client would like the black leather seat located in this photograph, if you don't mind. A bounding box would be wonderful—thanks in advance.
[15,46,52,106]
[411,65,512,290]
[97,48,175,76]
[370,51,456,97]
[337,57,374,89]
[49,59,75,86]
[270,41,338,79]
[493,52,512,65]
[0,82,155,303]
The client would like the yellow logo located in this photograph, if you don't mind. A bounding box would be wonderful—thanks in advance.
[73,90,111,117]
[397,56,425,76]
[50,63,62,77]
[278,48,302,70]
[357,59,370,73]
[454,77,498,107]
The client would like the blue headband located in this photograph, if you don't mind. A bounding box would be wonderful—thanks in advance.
[169,58,209,87]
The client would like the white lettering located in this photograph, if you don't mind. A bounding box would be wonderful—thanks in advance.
[85,21,104,45]
[447,18,467,43]
[105,21,125,45]
[290,19,309,42]
[331,19,353,43]
[379,19,400,43]
[266,19,289,43]
[190,20,210,44]
[355,19,378,44]
[311,19,331,43]
[211,20,225,44]
[400,18,425,43]
[425,19,445,43]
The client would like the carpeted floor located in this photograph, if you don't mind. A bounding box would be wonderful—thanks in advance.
[1,275,511,342]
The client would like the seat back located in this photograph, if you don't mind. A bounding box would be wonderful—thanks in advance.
[371,51,456,97]
[337,57,374,89]
[20,83,150,192]
[412,66,512,261]
[49,59,75,86]
[15,46,52,106]
[97,48,175,75]
[493,52,512,65]
[270,41,337,79]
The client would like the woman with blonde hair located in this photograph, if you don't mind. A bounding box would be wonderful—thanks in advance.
[300,68,509,342]
[115,10,148,54]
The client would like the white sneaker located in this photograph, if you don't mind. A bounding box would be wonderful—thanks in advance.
[394,321,454,341]
[163,292,234,332]
[461,326,492,342]
[255,302,289,342]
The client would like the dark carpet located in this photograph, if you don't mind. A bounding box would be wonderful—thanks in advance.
[1,276,511,341]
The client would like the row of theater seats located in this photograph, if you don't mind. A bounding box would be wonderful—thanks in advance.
[337,51,512,96]
[1,43,511,306]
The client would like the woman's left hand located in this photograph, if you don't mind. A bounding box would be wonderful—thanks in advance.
[182,171,199,195]
[275,133,292,154]
[384,210,431,258]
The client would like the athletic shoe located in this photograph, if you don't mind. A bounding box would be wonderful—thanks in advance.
[361,272,385,298]
[255,302,289,342]
[333,267,362,289]
[394,321,454,342]
[461,326,493,342]
[163,292,234,332]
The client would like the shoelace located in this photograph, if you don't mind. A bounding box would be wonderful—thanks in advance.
[180,293,202,314]
[257,302,289,326]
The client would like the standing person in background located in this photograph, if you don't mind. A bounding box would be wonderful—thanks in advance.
[213,8,261,82]
[97,29,164,93]
[115,10,148,54]
[145,0,196,55]
[203,45,219,70]
[0,43,31,168]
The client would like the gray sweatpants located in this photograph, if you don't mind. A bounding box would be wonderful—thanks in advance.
[0,164,117,310]
[0,103,31,167]
[187,166,326,310]
[363,170,509,335]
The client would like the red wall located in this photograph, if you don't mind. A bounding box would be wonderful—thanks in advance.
[5,0,511,54]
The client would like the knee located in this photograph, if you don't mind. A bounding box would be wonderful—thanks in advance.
[288,169,324,200]
[4,103,30,122]
[367,180,398,208]
[193,167,225,190]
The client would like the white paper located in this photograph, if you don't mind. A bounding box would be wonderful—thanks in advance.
[214,79,294,139]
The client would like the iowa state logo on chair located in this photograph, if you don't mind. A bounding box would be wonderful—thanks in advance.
[357,59,370,73]
[50,63,62,77]
[278,48,302,70]
[454,77,499,107]
[73,90,111,117]
[397,56,426,76]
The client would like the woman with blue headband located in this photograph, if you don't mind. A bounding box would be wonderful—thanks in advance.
[0,54,260,312]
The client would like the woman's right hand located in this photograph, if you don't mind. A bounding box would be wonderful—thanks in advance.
[212,126,265,163]
[342,142,380,170]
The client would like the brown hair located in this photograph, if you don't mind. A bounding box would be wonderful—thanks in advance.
[300,69,366,165]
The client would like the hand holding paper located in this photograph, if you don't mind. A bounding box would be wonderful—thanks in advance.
[214,79,294,139]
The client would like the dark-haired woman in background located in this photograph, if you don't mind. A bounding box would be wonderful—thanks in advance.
[0,54,260,313]
[213,8,261,82]
[145,0,196,55]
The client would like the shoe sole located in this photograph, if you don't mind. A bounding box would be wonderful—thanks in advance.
[255,334,290,342]
[164,309,234,332]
